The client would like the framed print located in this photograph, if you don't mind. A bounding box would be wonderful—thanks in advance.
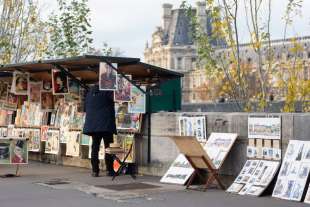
[248,116,281,139]
[99,62,117,91]
[114,75,131,102]
[28,81,42,103]
[11,71,29,95]
[52,69,69,95]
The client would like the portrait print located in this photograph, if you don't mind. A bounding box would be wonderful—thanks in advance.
[12,71,29,95]
[52,69,69,95]
[28,81,42,103]
[41,92,54,111]
[99,62,117,91]
[114,75,131,102]
[10,139,28,164]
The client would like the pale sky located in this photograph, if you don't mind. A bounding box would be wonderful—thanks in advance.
[41,0,310,59]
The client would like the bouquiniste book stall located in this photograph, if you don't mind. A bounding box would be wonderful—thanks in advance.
[0,55,183,175]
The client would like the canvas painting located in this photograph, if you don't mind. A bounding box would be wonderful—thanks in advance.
[0,139,11,164]
[10,139,28,164]
[160,154,194,185]
[128,85,146,114]
[66,131,80,157]
[28,81,42,103]
[203,133,238,169]
[248,116,281,139]
[28,129,41,152]
[114,75,131,102]
[99,62,117,91]
[41,92,54,111]
[52,69,69,95]
[45,129,60,154]
[11,71,29,95]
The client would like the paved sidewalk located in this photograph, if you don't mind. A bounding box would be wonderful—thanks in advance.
[0,162,308,207]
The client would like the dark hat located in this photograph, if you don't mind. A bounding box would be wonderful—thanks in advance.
[16,140,24,148]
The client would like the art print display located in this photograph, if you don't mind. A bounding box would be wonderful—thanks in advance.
[128,86,146,114]
[52,69,69,95]
[59,127,69,144]
[114,75,131,102]
[66,131,80,157]
[10,139,28,164]
[65,79,80,102]
[11,71,29,95]
[160,154,194,184]
[115,102,142,132]
[40,126,49,142]
[0,139,11,164]
[5,86,18,110]
[28,81,42,103]
[179,115,207,142]
[99,62,117,91]
[41,92,54,110]
[28,129,41,152]
[248,116,281,139]
[227,160,280,196]
[45,129,60,154]
[203,133,238,169]
[272,140,310,201]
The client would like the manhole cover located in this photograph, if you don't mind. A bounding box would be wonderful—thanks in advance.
[95,182,161,191]
[43,180,71,185]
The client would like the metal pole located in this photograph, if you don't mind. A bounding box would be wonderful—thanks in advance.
[147,87,151,164]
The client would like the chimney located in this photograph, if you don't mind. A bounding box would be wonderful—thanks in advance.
[196,1,207,33]
[162,3,173,32]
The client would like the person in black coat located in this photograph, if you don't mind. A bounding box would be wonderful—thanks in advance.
[83,84,117,177]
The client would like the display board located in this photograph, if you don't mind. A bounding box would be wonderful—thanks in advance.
[0,138,28,164]
[161,133,237,185]
[160,154,194,184]
[178,115,207,143]
[227,115,282,196]
[203,133,238,169]
[272,140,310,201]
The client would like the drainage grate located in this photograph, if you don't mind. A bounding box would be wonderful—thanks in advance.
[95,182,161,191]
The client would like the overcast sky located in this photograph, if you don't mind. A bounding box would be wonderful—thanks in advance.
[41,0,310,59]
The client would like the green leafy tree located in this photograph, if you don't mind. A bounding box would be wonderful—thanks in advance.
[46,0,93,58]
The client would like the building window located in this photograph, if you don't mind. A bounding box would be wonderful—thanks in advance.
[177,57,183,70]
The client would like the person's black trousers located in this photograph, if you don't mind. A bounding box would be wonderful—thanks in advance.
[91,132,114,173]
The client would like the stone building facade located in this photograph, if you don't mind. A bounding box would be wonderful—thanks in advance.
[144,2,310,104]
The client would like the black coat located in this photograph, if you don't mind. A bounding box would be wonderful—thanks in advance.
[83,85,117,136]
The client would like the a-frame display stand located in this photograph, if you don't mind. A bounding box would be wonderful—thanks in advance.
[169,136,225,190]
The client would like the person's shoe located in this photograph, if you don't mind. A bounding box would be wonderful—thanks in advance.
[91,172,99,177]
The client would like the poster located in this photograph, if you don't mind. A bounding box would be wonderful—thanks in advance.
[248,116,281,139]
[10,139,28,164]
[128,86,146,114]
[45,129,60,154]
[52,69,69,95]
[65,79,80,102]
[28,81,42,103]
[204,133,238,169]
[122,134,135,163]
[40,125,49,142]
[179,115,207,142]
[272,140,310,201]
[114,75,131,102]
[0,139,11,164]
[99,62,117,91]
[115,102,141,132]
[160,154,194,185]
[66,131,80,157]
[11,71,29,95]
[28,129,41,152]
[41,92,54,110]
